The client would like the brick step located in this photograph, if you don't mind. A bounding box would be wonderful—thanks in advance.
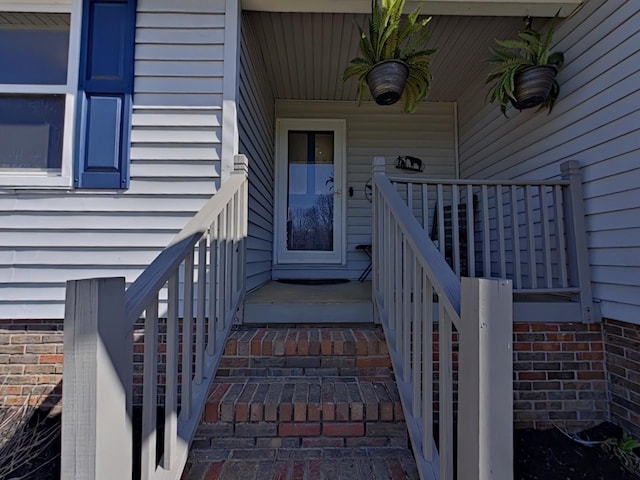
[223,327,389,358]
[194,327,409,450]
[199,379,407,447]
[219,327,392,377]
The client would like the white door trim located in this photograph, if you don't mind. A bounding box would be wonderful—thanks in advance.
[274,118,347,265]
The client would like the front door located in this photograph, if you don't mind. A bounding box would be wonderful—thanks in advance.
[274,119,346,265]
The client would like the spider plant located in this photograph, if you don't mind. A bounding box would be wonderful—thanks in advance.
[342,0,436,113]
[486,11,564,115]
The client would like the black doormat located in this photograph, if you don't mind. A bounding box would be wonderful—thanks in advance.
[276,279,351,286]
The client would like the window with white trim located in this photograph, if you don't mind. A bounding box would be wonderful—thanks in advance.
[0,1,81,187]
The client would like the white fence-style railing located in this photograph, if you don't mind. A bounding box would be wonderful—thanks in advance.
[61,155,249,480]
[372,157,513,480]
[388,160,594,323]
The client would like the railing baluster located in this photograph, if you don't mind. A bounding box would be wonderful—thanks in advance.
[195,239,207,384]
[219,207,227,329]
[497,185,506,278]
[439,304,454,480]
[525,185,537,289]
[180,252,194,421]
[395,226,403,351]
[141,298,159,480]
[422,184,429,230]
[511,185,522,289]
[555,185,569,288]
[412,262,422,418]
[163,275,179,470]
[208,219,219,354]
[384,203,392,321]
[540,186,553,288]
[225,203,233,321]
[422,275,433,462]
[482,184,491,277]
[403,241,411,382]
[437,184,445,254]
[407,182,414,212]
[452,185,460,277]
[466,184,475,277]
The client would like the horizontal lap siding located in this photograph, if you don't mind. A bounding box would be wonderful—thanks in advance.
[274,100,456,279]
[457,0,640,325]
[0,0,226,319]
[239,13,275,292]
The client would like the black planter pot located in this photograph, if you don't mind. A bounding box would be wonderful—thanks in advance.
[366,60,409,106]
[511,65,558,110]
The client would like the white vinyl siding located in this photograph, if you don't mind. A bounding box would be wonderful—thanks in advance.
[0,0,226,319]
[239,12,275,292]
[274,100,457,279]
[457,0,640,325]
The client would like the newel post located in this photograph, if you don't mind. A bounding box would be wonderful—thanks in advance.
[233,154,249,322]
[61,277,132,480]
[560,160,595,323]
[458,277,513,480]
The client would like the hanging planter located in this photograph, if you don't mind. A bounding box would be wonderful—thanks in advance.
[342,0,436,113]
[511,65,558,110]
[486,11,564,116]
[366,60,410,106]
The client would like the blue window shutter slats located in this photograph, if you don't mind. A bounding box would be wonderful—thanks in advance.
[75,0,136,189]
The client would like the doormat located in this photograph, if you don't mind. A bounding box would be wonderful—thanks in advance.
[276,279,351,286]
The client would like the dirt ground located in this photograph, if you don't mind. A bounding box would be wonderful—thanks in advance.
[5,421,640,479]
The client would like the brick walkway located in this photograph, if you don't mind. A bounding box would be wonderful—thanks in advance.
[183,446,419,479]
[182,327,419,480]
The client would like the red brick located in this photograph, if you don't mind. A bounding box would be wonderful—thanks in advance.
[280,403,293,422]
[308,459,321,480]
[354,330,368,356]
[576,352,604,361]
[356,356,391,368]
[324,423,364,437]
[546,333,575,341]
[298,331,309,356]
[562,342,590,351]
[513,324,530,333]
[301,437,344,448]
[273,461,288,480]
[285,331,297,355]
[577,371,605,380]
[322,402,335,421]
[39,354,63,364]
[292,461,305,480]
[531,324,560,332]
[224,338,237,355]
[204,461,225,480]
[514,343,532,351]
[518,372,546,381]
[279,422,321,437]
[250,329,267,356]
[533,342,560,351]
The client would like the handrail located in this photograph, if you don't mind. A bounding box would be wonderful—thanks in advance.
[374,170,461,320]
[372,157,513,480]
[62,155,249,480]
[387,175,570,187]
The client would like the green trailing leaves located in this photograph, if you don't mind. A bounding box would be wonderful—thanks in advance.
[486,10,564,116]
[342,0,435,112]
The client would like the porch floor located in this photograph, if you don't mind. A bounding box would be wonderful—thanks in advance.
[244,281,374,324]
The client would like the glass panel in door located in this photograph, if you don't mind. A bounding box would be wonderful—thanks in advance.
[286,131,334,252]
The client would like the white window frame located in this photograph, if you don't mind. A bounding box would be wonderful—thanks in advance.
[0,0,82,188]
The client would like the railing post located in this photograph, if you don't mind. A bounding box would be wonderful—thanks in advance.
[372,157,385,324]
[62,277,132,480]
[232,154,248,323]
[560,160,596,323]
[458,277,513,480]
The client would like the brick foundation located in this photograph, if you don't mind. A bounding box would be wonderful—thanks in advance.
[604,318,640,437]
[512,322,608,430]
[0,320,64,412]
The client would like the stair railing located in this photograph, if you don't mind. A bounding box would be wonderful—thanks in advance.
[388,160,594,323]
[372,157,513,480]
[61,155,249,480]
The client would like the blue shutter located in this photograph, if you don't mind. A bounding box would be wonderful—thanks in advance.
[75,0,136,189]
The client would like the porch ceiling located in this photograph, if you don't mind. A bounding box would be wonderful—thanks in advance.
[246,12,527,103]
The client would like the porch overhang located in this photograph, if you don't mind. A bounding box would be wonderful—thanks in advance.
[242,0,583,17]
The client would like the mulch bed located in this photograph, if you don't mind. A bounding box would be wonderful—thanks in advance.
[5,420,639,479]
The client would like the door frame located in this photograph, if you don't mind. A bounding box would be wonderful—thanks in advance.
[273,118,347,265]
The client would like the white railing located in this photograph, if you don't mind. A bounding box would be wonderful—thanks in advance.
[61,155,249,480]
[372,157,513,480]
[388,161,594,323]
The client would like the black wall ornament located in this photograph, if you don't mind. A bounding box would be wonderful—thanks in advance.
[395,155,424,172]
